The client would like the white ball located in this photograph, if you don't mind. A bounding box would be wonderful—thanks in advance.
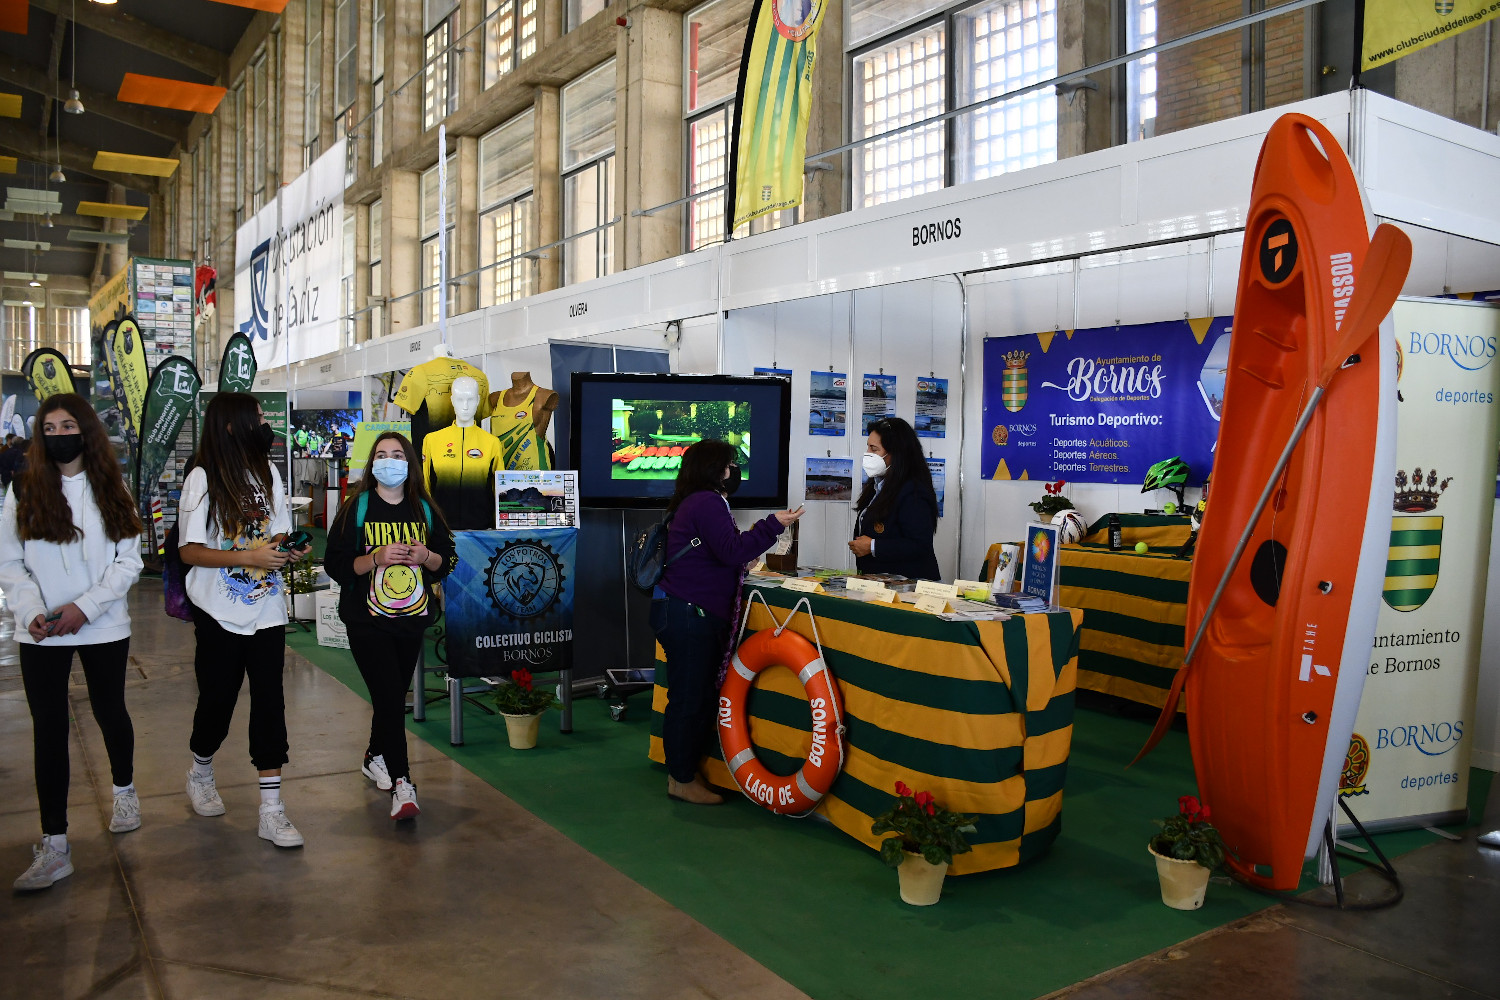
[1052,509,1086,545]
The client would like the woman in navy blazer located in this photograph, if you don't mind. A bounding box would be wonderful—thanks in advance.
[849,417,940,580]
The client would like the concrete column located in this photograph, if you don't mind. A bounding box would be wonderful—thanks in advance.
[353,200,371,343]
[802,0,844,221]
[539,0,564,48]
[108,183,130,277]
[389,0,426,155]
[276,18,305,186]
[455,133,480,315]
[618,6,682,269]
[385,168,421,334]
[532,85,561,294]
[1056,0,1117,158]
[458,0,484,115]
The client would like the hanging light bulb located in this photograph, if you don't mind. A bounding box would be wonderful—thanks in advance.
[28,279,41,287]
[43,214,53,228]
[50,164,66,183]
[64,89,84,115]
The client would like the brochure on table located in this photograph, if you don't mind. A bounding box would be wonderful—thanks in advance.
[1021,522,1060,603]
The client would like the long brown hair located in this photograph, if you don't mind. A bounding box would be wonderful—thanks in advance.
[16,394,144,544]
[331,431,450,537]
[666,439,735,515]
[186,392,275,537]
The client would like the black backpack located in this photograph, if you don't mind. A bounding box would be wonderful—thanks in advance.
[627,513,700,594]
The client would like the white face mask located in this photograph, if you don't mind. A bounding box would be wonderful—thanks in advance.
[862,453,888,479]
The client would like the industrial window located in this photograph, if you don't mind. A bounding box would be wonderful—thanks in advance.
[852,21,946,208]
[53,305,91,367]
[485,0,539,87]
[420,157,459,324]
[304,0,324,159]
[479,110,535,306]
[371,0,385,168]
[251,51,269,211]
[342,212,356,347]
[1127,0,1157,141]
[567,0,610,32]
[562,62,617,285]
[424,16,456,131]
[1,304,37,371]
[954,0,1057,184]
[334,0,357,115]
[368,199,384,338]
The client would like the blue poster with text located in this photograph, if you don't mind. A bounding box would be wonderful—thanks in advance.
[445,528,577,678]
[981,317,1231,484]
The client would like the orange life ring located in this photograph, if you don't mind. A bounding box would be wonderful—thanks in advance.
[718,628,846,815]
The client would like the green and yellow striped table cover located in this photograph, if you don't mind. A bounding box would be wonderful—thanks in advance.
[648,585,1083,875]
[1058,547,1191,711]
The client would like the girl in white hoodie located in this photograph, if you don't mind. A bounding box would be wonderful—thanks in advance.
[0,394,144,891]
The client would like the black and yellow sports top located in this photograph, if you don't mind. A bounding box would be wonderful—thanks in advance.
[393,358,491,454]
[421,423,501,530]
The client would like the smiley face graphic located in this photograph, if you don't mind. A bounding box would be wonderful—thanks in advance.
[371,563,426,615]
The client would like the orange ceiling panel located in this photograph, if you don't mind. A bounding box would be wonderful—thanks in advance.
[117,73,227,115]
[0,0,27,36]
[207,0,291,10]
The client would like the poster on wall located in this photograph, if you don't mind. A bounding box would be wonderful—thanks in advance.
[1339,299,1500,831]
[347,420,411,478]
[805,456,852,501]
[928,458,946,517]
[916,377,948,438]
[809,370,847,436]
[861,374,896,435]
[754,366,792,379]
[981,318,1230,484]
[444,528,576,677]
[234,138,348,370]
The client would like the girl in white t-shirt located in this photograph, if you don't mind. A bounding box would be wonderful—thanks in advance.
[178,393,310,848]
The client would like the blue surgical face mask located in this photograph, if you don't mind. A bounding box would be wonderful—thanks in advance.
[371,457,408,488]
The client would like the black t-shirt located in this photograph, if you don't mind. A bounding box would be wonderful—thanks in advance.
[323,492,457,636]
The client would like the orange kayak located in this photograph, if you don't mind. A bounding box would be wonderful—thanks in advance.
[1186,114,1398,891]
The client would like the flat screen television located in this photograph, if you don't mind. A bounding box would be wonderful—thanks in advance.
[289,408,362,458]
[571,373,792,509]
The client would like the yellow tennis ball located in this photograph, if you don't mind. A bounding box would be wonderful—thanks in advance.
[1135,541,1149,554]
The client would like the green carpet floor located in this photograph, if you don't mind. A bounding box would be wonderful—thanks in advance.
[287,630,1492,1000]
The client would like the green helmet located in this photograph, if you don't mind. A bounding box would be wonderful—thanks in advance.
[1142,456,1190,493]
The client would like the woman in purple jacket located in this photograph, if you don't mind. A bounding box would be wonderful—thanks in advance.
[652,439,803,805]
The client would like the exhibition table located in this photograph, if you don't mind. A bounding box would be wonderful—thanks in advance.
[647,584,1083,875]
[1058,542,1191,712]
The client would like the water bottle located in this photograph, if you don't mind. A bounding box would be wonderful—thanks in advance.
[1108,513,1123,551]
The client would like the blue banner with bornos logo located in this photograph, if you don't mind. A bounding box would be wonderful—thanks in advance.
[444,528,577,677]
[981,318,1231,485]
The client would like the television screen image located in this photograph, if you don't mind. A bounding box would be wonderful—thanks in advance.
[610,399,751,483]
[290,408,362,458]
[572,373,791,509]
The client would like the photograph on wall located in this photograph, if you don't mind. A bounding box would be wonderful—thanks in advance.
[496,470,580,530]
[610,398,751,482]
[981,317,1230,484]
[290,408,362,458]
[809,370,847,436]
[754,366,792,379]
[916,376,948,438]
[861,374,896,435]
[928,457,946,517]
[805,456,853,501]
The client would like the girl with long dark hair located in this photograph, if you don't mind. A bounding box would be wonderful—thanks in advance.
[0,395,144,890]
[850,417,940,580]
[178,392,310,848]
[324,432,455,820]
[652,439,803,805]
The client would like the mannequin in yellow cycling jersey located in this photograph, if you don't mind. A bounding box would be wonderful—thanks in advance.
[421,376,500,530]
[394,347,491,457]
[489,372,556,470]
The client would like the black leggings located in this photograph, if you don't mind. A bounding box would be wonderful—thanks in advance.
[188,605,289,771]
[20,638,134,836]
[348,629,422,784]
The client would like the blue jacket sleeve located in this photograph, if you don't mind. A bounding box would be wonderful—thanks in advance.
[686,493,784,568]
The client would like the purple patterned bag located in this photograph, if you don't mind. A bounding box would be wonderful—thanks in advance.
[161,525,193,621]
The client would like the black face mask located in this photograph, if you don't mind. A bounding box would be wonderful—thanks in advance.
[254,422,276,454]
[44,433,84,465]
[722,465,742,495]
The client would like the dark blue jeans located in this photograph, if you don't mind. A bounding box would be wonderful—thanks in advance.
[651,596,729,783]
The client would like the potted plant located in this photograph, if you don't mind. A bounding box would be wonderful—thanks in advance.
[870,781,977,905]
[1028,479,1076,518]
[287,559,321,621]
[1148,795,1227,909]
[491,668,560,749]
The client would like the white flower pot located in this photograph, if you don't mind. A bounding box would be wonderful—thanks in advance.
[897,851,949,906]
[1149,844,1211,910]
[502,712,543,749]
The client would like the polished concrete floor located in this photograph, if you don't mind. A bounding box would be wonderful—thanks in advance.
[3,583,1497,999]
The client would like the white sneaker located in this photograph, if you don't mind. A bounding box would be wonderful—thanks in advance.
[14,841,73,891]
[1479,829,1500,848]
[361,753,393,791]
[109,788,141,833]
[185,769,225,817]
[257,802,304,848]
[390,778,420,820]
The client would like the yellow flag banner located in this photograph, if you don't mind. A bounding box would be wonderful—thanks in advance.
[1362,0,1500,70]
[727,0,827,232]
[111,316,151,436]
[21,347,75,402]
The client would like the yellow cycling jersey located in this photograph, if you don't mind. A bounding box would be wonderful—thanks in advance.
[393,358,492,430]
[490,384,553,471]
[421,423,501,530]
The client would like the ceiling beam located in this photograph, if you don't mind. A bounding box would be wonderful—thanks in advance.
[0,118,155,194]
[38,10,63,137]
[0,56,190,145]
[29,0,228,82]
